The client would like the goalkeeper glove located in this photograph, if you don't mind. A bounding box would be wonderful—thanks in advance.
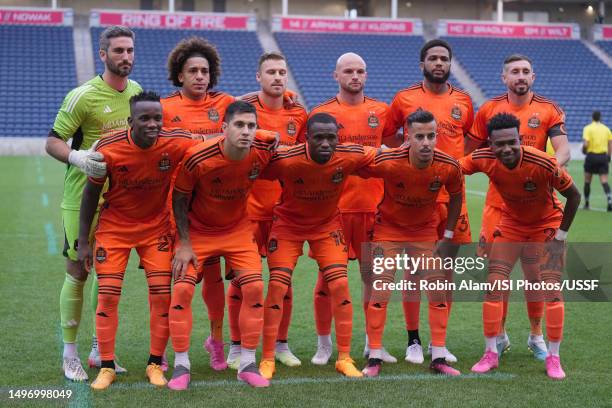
[68,144,107,178]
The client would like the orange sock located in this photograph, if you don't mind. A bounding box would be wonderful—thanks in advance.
[201,258,225,334]
[527,301,544,319]
[402,301,420,331]
[236,274,264,350]
[278,286,293,341]
[324,268,352,354]
[502,300,509,323]
[169,279,196,353]
[545,301,564,342]
[483,301,503,338]
[96,272,124,361]
[428,301,449,347]
[227,279,242,343]
[262,268,291,359]
[314,272,332,336]
[366,301,388,350]
[146,270,172,357]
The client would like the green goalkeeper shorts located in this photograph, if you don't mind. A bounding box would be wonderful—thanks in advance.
[62,209,98,261]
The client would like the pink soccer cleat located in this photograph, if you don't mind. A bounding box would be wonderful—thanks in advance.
[430,358,461,376]
[471,350,499,373]
[204,336,228,371]
[161,351,168,372]
[545,355,566,380]
[237,363,270,388]
[361,359,382,377]
[167,365,190,391]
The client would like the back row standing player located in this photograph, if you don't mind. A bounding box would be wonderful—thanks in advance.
[382,39,475,364]
[309,52,399,365]
[46,25,141,381]
[465,54,570,359]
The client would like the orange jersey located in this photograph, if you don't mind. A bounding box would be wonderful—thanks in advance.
[384,82,474,160]
[90,128,197,228]
[261,143,376,240]
[161,90,235,136]
[242,93,308,221]
[173,133,276,235]
[359,146,463,230]
[469,92,566,209]
[310,96,389,213]
[460,146,572,226]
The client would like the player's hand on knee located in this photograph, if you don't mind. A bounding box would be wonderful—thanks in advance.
[77,240,93,273]
[172,244,198,280]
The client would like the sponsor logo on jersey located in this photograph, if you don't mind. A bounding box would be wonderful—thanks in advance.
[428,176,442,192]
[95,247,107,263]
[208,108,220,122]
[368,112,379,128]
[248,164,260,180]
[158,153,171,172]
[118,165,129,172]
[331,166,344,184]
[524,178,537,192]
[528,115,541,129]
[451,106,462,120]
[287,120,297,136]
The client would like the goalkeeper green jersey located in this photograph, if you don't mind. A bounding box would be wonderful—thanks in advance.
[51,75,142,210]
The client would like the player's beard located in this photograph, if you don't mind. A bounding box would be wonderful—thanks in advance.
[106,59,133,77]
[341,81,363,94]
[423,67,450,84]
[510,82,530,96]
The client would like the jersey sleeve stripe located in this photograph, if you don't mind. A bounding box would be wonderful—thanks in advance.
[185,149,221,171]
[311,97,338,111]
[522,156,555,173]
[522,153,556,172]
[271,151,304,162]
[184,145,221,170]
[66,85,93,113]
[96,132,128,149]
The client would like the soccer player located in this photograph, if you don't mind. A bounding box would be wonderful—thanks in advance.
[461,112,580,380]
[308,52,397,365]
[168,101,276,389]
[465,54,571,358]
[226,52,308,369]
[76,91,199,390]
[46,25,141,381]
[161,36,234,372]
[582,111,612,211]
[257,113,375,380]
[358,110,463,377]
[382,39,474,364]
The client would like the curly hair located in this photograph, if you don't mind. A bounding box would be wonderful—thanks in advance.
[486,112,521,138]
[166,37,221,89]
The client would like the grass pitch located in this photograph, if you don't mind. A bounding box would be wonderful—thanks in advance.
[0,157,611,407]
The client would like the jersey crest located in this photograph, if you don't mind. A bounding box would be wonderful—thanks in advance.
[158,153,171,172]
[208,108,220,122]
[332,166,344,184]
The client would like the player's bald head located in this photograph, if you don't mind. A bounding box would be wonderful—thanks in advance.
[335,52,366,70]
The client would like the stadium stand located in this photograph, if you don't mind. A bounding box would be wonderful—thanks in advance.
[595,41,612,57]
[274,33,463,109]
[0,25,77,137]
[443,37,612,142]
[90,28,262,98]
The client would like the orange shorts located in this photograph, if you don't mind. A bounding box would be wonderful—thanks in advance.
[184,223,262,281]
[477,204,502,256]
[267,229,348,272]
[94,231,173,274]
[435,200,471,244]
[341,212,375,261]
[251,219,273,258]
[372,213,439,244]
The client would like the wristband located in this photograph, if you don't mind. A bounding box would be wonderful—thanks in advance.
[443,229,454,239]
[554,229,568,241]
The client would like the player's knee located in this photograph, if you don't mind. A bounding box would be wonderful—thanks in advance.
[66,259,88,281]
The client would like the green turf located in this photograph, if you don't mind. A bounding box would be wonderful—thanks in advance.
[0,156,611,407]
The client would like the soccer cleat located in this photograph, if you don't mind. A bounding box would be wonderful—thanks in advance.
[146,363,167,387]
[161,351,168,372]
[471,350,499,373]
[63,357,89,382]
[90,368,116,390]
[527,336,548,361]
[168,365,190,391]
[584,201,589,210]
[237,363,270,388]
[364,347,398,364]
[427,343,458,363]
[227,344,241,370]
[276,350,302,367]
[259,359,276,380]
[545,355,566,380]
[496,333,511,356]
[311,344,333,365]
[361,358,382,377]
[335,357,363,378]
[204,336,228,371]
[87,347,127,374]
[405,343,424,364]
[430,358,461,376]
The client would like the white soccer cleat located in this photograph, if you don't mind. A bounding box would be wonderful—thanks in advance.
[226,345,241,370]
[427,342,458,363]
[63,357,89,382]
[405,343,424,364]
[87,346,127,374]
[311,344,333,365]
[364,347,398,363]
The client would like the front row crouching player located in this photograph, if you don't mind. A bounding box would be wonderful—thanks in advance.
[357,110,463,377]
[169,101,278,389]
[77,91,200,390]
[460,113,580,380]
[258,113,376,380]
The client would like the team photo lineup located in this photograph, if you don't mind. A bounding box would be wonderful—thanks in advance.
[34,19,611,399]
